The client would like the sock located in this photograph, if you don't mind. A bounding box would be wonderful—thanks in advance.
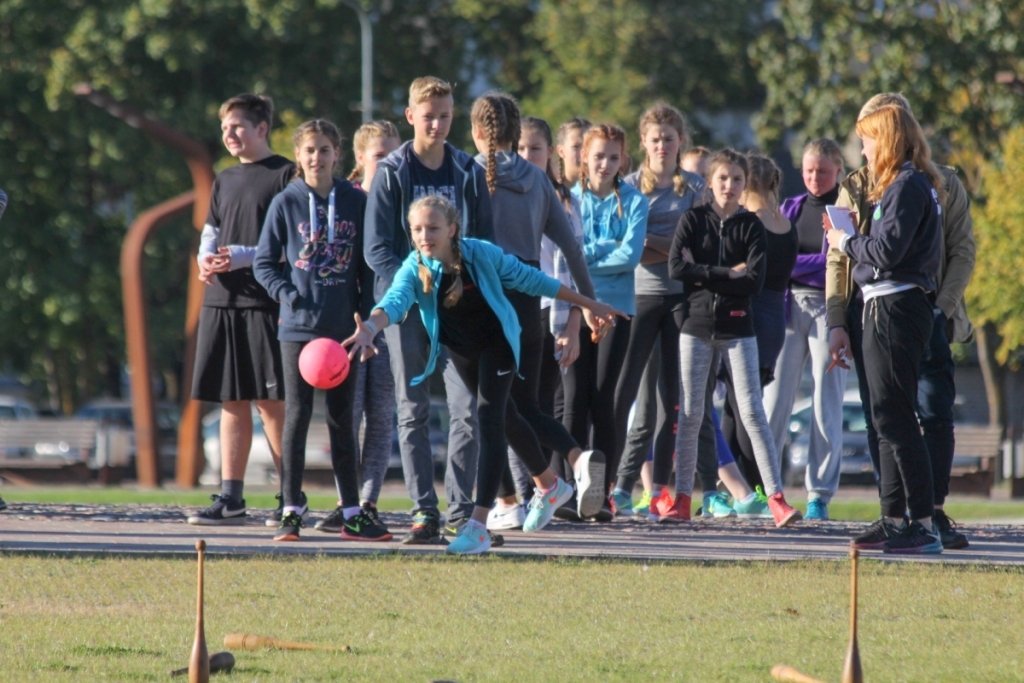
[342,506,362,520]
[493,499,519,511]
[465,518,486,531]
[283,505,305,516]
[740,492,757,504]
[221,479,244,502]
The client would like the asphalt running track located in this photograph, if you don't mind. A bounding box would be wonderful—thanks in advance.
[2,503,1022,565]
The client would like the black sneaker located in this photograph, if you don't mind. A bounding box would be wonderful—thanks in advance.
[444,517,504,547]
[361,503,384,527]
[266,491,308,528]
[273,511,303,542]
[851,517,901,549]
[554,494,583,522]
[932,509,969,550]
[314,506,346,533]
[401,509,444,545]
[884,520,943,554]
[341,510,393,542]
[187,494,247,526]
[0,496,6,511]
[589,499,614,523]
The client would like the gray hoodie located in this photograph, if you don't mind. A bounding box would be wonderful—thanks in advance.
[475,151,595,299]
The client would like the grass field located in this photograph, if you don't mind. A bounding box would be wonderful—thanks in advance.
[2,486,1022,681]
[1,554,1022,682]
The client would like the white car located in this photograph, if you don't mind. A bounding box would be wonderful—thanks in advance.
[200,407,333,486]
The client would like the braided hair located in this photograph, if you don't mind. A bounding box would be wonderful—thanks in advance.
[410,195,465,308]
[637,102,691,196]
[348,119,400,182]
[470,92,521,194]
[580,123,628,218]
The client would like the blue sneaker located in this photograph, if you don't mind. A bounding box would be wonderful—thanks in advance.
[806,499,829,521]
[445,519,492,555]
[523,479,574,532]
[610,489,634,518]
[733,491,770,519]
[702,491,737,518]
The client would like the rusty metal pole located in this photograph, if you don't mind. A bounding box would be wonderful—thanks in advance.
[74,84,213,488]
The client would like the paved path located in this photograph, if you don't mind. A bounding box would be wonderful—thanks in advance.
[2,503,1022,565]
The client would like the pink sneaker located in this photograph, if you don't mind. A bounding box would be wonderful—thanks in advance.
[768,492,802,528]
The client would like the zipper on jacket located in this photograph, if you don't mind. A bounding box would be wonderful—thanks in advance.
[711,216,726,341]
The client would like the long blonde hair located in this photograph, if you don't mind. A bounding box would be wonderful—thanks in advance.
[637,102,691,196]
[855,105,943,204]
[409,195,464,308]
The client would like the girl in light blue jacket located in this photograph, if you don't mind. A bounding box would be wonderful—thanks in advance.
[345,195,623,554]
[565,123,648,518]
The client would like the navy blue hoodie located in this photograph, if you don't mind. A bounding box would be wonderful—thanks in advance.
[254,178,374,342]
[363,141,494,299]
[844,163,942,294]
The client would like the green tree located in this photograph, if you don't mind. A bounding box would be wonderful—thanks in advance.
[969,126,1024,366]
[522,0,764,147]
[750,0,1024,432]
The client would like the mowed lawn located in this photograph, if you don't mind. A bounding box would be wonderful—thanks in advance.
[1,554,1022,681]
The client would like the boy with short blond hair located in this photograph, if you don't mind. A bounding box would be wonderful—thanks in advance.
[364,75,493,543]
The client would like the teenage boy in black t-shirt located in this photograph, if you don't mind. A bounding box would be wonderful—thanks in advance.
[187,94,297,526]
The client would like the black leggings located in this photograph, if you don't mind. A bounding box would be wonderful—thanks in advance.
[611,294,684,489]
[280,340,359,509]
[562,316,633,490]
[448,341,548,509]
[498,291,580,499]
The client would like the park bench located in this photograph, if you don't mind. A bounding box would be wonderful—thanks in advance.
[0,418,130,484]
[948,423,1004,496]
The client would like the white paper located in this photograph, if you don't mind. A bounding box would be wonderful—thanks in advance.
[826,205,856,236]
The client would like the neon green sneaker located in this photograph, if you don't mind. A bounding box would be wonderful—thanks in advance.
[634,490,653,516]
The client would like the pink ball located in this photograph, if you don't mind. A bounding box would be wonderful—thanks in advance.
[298,338,350,389]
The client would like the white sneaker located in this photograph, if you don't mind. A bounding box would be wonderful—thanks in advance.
[486,502,526,530]
[574,449,606,519]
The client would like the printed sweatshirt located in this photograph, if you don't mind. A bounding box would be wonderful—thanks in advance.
[375,239,561,386]
[364,141,494,299]
[254,178,374,342]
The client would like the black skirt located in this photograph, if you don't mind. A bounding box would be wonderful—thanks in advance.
[191,307,285,402]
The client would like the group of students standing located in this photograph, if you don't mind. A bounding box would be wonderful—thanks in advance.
[186,77,974,556]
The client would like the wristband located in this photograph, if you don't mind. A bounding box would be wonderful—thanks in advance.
[363,318,379,336]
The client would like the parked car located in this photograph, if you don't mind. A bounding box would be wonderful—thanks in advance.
[0,395,38,457]
[72,398,180,477]
[200,406,335,486]
[783,389,876,487]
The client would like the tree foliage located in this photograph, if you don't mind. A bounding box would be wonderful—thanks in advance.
[522,0,764,148]
[969,126,1024,367]
[750,0,1024,185]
